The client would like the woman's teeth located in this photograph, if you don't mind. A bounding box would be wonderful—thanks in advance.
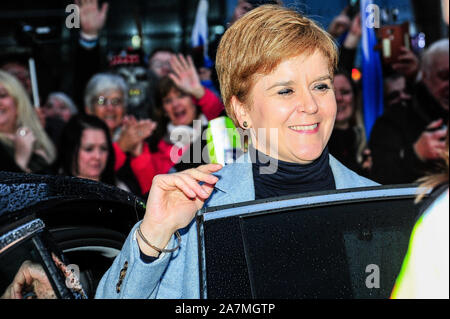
[289,123,318,131]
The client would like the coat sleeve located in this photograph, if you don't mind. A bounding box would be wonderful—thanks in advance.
[94,221,177,299]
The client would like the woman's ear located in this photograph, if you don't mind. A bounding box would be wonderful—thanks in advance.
[230,95,251,129]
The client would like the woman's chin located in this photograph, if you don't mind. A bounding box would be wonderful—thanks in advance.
[278,147,324,164]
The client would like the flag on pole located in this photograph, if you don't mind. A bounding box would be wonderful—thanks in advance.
[191,0,213,68]
[360,0,384,140]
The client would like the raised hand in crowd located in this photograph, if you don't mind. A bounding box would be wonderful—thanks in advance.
[1,260,56,299]
[328,9,351,39]
[414,119,448,161]
[75,0,109,37]
[391,46,420,81]
[137,163,222,257]
[169,54,205,99]
[343,13,362,49]
[117,115,157,157]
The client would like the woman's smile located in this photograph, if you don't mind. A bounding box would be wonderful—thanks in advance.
[288,123,320,133]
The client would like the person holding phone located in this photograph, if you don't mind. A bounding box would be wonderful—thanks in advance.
[370,38,449,184]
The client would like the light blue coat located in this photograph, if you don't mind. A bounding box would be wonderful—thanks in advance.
[95,154,378,299]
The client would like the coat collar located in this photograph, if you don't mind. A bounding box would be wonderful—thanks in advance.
[210,152,376,206]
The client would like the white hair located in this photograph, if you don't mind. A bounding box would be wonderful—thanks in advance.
[84,73,128,112]
[421,38,449,72]
[47,92,78,114]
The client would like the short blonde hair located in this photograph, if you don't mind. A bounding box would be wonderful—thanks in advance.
[216,5,338,126]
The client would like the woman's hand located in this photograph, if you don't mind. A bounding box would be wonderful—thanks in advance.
[169,54,205,99]
[1,260,56,299]
[117,116,157,156]
[13,127,36,172]
[138,163,222,257]
[343,14,362,49]
[328,11,351,39]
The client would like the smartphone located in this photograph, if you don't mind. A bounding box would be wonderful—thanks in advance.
[378,22,411,65]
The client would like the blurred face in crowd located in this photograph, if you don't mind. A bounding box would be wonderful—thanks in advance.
[46,97,73,122]
[163,88,197,126]
[333,74,354,129]
[422,52,449,111]
[89,89,125,134]
[230,0,254,24]
[234,51,337,164]
[149,51,173,78]
[384,76,411,109]
[76,128,108,182]
[0,83,18,134]
[1,63,32,96]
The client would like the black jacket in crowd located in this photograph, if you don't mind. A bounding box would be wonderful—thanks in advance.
[369,81,448,185]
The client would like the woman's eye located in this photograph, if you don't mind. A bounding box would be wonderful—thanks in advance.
[278,88,293,95]
[314,83,330,91]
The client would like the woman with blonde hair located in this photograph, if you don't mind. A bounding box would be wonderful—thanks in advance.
[0,70,56,173]
[96,5,377,299]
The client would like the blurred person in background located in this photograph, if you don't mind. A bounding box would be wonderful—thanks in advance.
[0,70,56,173]
[369,38,449,184]
[84,72,129,140]
[328,70,371,176]
[43,92,78,123]
[383,73,412,110]
[148,48,175,79]
[0,57,32,98]
[56,114,130,192]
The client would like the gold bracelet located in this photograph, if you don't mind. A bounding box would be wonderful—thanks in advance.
[137,224,181,253]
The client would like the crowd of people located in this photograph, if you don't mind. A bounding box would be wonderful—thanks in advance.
[0,0,448,299]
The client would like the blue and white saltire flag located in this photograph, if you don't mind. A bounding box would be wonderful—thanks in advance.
[191,0,213,67]
[360,0,384,140]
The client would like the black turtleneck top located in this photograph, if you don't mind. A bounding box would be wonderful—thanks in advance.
[251,146,336,200]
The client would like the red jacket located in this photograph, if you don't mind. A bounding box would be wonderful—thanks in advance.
[113,88,223,195]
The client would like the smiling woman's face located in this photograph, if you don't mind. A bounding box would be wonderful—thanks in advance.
[162,88,197,126]
[234,51,337,164]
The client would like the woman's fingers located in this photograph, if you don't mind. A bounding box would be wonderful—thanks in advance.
[170,54,184,75]
[178,54,190,70]
[195,163,223,174]
[171,175,197,199]
[184,167,219,185]
[178,173,210,199]
[156,164,222,200]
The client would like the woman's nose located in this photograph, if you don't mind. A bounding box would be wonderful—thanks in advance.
[296,92,319,114]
